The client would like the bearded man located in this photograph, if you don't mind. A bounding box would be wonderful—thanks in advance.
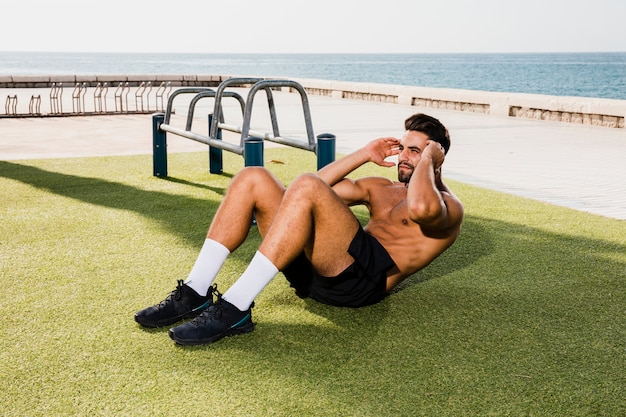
[135,113,464,346]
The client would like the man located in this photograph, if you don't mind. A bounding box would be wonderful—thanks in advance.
[135,113,464,345]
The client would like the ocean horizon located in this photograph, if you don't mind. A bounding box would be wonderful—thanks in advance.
[1,51,625,100]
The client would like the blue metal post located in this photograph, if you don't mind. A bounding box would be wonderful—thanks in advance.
[244,138,264,226]
[316,133,336,170]
[244,138,264,167]
[208,114,223,174]
[152,113,167,177]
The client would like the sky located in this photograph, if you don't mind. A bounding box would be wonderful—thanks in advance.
[2,0,625,54]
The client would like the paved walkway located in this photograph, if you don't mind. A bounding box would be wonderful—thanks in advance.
[1,91,625,221]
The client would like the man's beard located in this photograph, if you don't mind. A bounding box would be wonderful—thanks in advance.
[397,162,414,184]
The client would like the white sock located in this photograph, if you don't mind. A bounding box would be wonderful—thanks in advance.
[184,238,230,296]
[223,251,279,311]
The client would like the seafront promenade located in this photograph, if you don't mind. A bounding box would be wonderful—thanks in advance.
[1,79,625,220]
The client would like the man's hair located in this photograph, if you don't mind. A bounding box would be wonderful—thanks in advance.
[404,113,450,154]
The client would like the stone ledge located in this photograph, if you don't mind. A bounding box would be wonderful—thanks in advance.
[509,106,624,128]
[0,74,225,88]
[2,74,625,128]
[290,77,626,129]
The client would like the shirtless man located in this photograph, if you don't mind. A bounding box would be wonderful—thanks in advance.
[135,113,464,346]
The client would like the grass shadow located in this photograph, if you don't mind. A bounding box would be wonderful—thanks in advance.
[0,158,226,247]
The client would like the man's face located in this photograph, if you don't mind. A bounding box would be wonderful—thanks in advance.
[397,130,430,183]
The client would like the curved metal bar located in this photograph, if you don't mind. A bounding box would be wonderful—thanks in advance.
[29,95,41,114]
[114,82,125,112]
[185,90,245,131]
[50,83,62,114]
[135,82,146,112]
[72,83,81,113]
[145,82,152,111]
[6,95,18,114]
[101,83,108,113]
[210,77,262,139]
[185,90,216,131]
[80,83,87,113]
[156,82,172,112]
[163,87,215,124]
[122,83,130,113]
[94,82,103,113]
[241,79,316,151]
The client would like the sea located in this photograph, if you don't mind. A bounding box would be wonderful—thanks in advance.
[1,51,625,100]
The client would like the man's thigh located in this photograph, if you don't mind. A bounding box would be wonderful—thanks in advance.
[307,190,361,277]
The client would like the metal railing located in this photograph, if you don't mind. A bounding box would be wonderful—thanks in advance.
[50,83,63,114]
[5,95,17,115]
[29,95,41,115]
[1,81,172,117]
[94,83,108,113]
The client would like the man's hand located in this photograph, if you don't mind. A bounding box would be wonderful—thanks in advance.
[422,140,446,172]
[365,137,401,167]
[318,137,400,187]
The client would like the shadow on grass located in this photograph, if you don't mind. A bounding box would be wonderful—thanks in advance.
[162,172,234,189]
[0,158,227,244]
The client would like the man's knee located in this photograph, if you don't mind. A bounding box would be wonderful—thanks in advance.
[231,166,276,187]
[290,173,325,190]
[282,174,333,205]
[236,166,270,179]
[227,167,286,209]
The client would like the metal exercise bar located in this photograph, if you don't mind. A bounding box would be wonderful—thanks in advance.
[185,90,246,131]
[159,122,244,154]
[156,91,248,172]
[163,87,215,124]
[152,78,335,177]
[153,112,245,178]
[209,77,263,139]
[240,79,316,152]
[158,87,249,174]
[185,90,246,174]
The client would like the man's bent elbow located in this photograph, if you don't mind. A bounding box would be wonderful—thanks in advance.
[408,200,445,225]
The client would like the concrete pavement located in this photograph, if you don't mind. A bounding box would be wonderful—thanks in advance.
[1,90,625,220]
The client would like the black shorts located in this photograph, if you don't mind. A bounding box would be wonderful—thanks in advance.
[282,227,396,308]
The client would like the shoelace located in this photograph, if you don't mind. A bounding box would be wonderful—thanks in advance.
[156,279,185,309]
[191,286,224,326]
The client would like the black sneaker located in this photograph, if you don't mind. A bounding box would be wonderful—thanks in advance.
[168,290,255,346]
[134,280,214,328]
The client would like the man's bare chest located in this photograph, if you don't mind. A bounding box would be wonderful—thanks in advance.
[369,186,409,221]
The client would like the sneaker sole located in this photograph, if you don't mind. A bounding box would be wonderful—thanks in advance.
[134,302,212,328]
[169,321,255,346]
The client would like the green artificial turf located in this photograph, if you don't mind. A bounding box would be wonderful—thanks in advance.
[1,149,624,416]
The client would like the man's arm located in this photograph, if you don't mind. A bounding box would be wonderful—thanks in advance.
[317,137,400,186]
[316,137,400,205]
[406,141,464,230]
